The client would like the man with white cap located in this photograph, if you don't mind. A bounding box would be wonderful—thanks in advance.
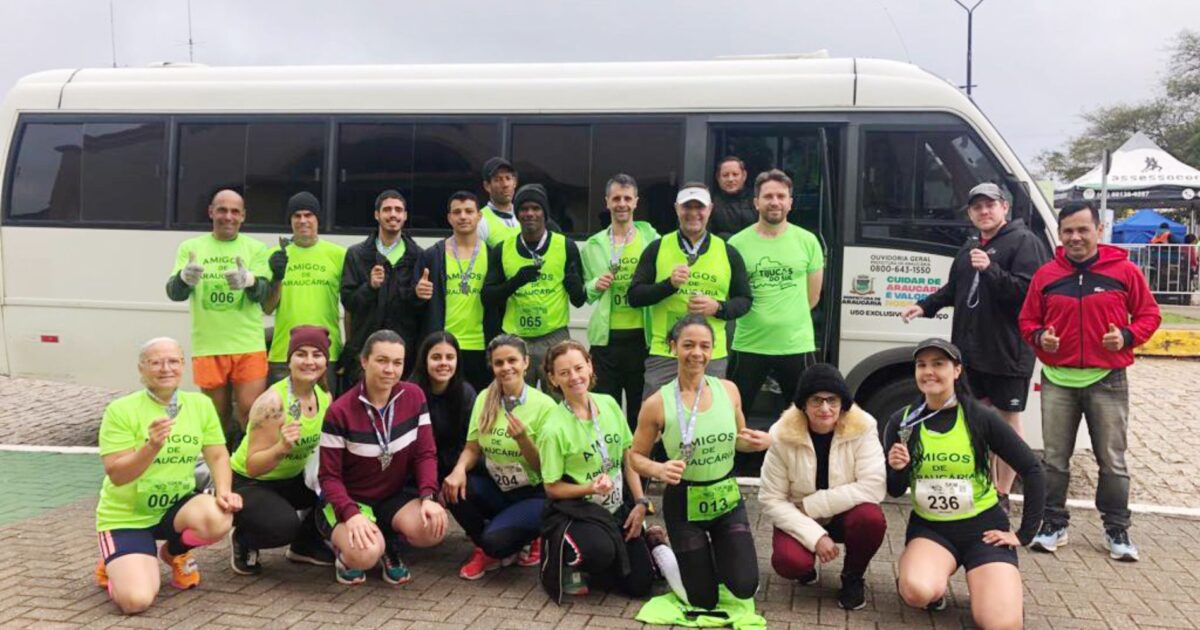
[900,182,1048,511]
[628,182,752,396]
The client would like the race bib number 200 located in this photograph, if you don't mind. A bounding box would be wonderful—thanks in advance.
[590,470,624,514]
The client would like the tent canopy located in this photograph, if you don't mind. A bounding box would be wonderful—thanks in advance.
[1111,209,1186,243]
[1055,132,1200,208]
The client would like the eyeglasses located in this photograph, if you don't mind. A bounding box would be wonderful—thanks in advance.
[142,358,184,370]
[805,395,842,410]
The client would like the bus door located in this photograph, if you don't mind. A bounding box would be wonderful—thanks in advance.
[707,122,843,427]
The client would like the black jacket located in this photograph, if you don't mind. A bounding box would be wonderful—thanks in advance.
[412,239,501,344]
[540,498,630,604]
[710,189,756,239]
[917,219,1048,377]
[340,232,423,370]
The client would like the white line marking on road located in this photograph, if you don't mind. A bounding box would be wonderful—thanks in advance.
[0,444,100,454]
[734,477,1200,518]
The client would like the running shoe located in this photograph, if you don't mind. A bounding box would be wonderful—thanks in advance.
[562,570,589,596]
[1029,523,1069,553]
[926,596,948,612]
[837,573,866,611]
[230,528,262,576]
[94,558,108,589]
[335,555,365,585]
[459,546,502,580]
[286,539,335,566]
[381,548,412,585]
[517,538,541,567]
[1104,528,1140,562]
[158,545,200,590]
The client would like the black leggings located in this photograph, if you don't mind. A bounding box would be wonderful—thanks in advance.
[591,330,649,432]
[729,350,815,412]
[232,473,321,550]
[662,481,759,609]
[542,518,654,598]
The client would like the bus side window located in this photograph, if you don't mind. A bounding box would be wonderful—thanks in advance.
[176,121,325,229]
[859,128,1020,255]
[7,120,165,225]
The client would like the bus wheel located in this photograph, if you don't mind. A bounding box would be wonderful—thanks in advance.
[860,378,919,443]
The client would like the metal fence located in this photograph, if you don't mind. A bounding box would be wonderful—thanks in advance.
[1117,243,1198,303]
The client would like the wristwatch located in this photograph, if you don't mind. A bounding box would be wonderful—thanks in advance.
[420,493,437,502]
[635,496,653,509]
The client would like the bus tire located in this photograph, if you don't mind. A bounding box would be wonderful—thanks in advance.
[859,378,918,444]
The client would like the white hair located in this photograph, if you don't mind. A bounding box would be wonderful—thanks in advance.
[139,337,183,361]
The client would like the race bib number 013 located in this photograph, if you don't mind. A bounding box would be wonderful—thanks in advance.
[686,478,740,522]
[915,478,974,517]
[486,459,531,492]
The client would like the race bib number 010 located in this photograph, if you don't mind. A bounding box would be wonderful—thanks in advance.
[486,459,531,492]
[915,478,974,517]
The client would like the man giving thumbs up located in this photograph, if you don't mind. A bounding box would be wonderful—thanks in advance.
[1018,201,1161,563]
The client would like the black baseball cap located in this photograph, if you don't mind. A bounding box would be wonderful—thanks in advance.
[912,338,962,363]
[481,157,515,181]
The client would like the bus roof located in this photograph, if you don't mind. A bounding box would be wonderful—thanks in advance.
[5,57,975,115]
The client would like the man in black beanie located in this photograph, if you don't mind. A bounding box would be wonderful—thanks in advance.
[482,183,586,390]
[264,191,347,385]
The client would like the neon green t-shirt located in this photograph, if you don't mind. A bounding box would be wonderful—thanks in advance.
[500,233,570,337]
[1042,365,1111,388]
[729,224,824,355]
[267,239,346,363]
[538,394,632,511]
[172,234,270,357]
[230,379,330,481]
[466,385,557,491]
[444,241,488,351]
[378,237,406,265]
[96,390,225,532]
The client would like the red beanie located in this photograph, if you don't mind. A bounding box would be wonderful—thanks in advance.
[288,326,331,360]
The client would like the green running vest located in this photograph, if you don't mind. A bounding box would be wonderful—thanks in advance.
[649,233,731,359]
[501,233,569,338]
[660,376,737,482]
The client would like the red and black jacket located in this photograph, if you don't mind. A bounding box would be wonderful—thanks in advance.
[1018,244,1161,370]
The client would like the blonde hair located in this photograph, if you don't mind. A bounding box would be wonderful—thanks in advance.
[478,335,529,435]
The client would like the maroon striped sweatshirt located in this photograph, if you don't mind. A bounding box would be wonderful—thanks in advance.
[319,382,438,524]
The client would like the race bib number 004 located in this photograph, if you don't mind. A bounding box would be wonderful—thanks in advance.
[486,459,531,492]
[915,478,974,517]
[136,477,193,515]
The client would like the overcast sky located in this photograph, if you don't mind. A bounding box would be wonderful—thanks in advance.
[1,0,1196,173]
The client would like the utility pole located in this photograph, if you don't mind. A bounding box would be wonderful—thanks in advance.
[109,0,117,68]
[953,0,985,97]
[186,0,195,63]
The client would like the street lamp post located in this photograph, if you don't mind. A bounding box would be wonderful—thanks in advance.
[953,0,985,97]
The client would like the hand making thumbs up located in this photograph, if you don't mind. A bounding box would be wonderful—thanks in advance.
[1102,322,1126,352]
[224,256,256,290]
[181,250,205,286]
[415,268,434,300]
[1040,326,1060,353]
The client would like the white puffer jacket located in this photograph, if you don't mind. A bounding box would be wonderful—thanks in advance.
[757,403,886,551]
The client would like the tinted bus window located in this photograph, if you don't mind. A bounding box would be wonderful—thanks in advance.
[335,122,500,231]
[513,121,684,236]
[7,121,165,224]
[859,129,1015,253]
[176,121,325,227]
